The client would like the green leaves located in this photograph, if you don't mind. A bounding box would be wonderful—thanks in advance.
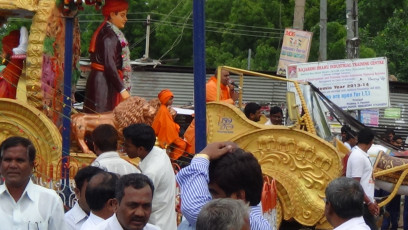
[72,0,408,81]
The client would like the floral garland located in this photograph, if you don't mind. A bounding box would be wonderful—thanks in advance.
[107,22,132,91]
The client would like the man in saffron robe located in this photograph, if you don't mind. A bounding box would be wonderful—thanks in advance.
[152,89,187,159]
[84,0,131,113]
[184,69,238,154]
[205,69,238,104]
[0,29,24,99]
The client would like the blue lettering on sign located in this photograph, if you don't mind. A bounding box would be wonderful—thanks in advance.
[361,91,371,96]
[341,93,353,99]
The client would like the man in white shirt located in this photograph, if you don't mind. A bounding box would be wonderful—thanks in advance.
[65,166,104,230]
[264,106,283,125]
[95,173,160,230]
[346,127,379,230]
[343,129,357,151]
[91,124,140,175]
[0,136,67,229]
[123,124,177,230]
[81,171,119,230]
[324,177,370,230]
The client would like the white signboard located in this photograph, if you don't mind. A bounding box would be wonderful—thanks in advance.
[287,57,389,110]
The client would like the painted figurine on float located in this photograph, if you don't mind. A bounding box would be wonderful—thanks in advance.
[152,89,188,160]
[0,27,28,99]
[83,0,131,113]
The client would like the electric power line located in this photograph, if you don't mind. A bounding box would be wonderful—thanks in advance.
[78,19,284,38]
[129,0,188,50]
[78,18,284,35]
[158,10,193,62]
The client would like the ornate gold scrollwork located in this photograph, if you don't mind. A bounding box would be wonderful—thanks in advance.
[0,98,62,179]
[206,102,343,227]
[0,0,56,109]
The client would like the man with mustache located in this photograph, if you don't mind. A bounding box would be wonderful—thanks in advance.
[95,173,160,230]
[0,136,67,229]
[123,123,177,230]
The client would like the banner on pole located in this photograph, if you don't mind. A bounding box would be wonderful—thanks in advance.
[277,28,313,76]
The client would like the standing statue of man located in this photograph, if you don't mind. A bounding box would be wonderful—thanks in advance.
[84,0,131,113]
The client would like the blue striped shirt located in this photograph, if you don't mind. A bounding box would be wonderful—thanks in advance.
[176,157,272,230]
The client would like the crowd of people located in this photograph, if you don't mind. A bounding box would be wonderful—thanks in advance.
[0,132,274,230]
[340,124,408,230]
[1,0,407,229]
[3,124,402,230]
[3,57,406,229]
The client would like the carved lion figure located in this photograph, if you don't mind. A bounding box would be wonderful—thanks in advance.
[71,96,176,154]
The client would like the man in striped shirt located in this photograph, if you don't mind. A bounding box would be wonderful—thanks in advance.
[176,142,272,230]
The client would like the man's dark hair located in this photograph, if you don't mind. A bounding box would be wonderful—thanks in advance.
[115,173,155,203]
[357,127,375,144]
[325,177,364,219]
[74,166,104,191]
[0,136,36,163]
[92,124,118,152]
[209,149,263,206]
[269,106,282,116]
[123,123,156,152]
[385,128,395,137]
[86,171,119,211]
[244,102,261,119]
[345,130,357,142]
[393,135,403,142]
[341,125,351,134]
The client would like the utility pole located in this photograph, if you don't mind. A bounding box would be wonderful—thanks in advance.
[247,49,251,70]
[346,0,359,59]
[293,0,305,30]
[319,0,327,61]
[144,15,151,59]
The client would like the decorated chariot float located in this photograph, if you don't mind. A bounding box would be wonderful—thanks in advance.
[0,1,406,229]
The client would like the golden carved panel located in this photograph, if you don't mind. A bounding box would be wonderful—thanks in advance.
[206,102,342,227]
[0,1,37,11]
[0,99,61,179]
[27,0,56,109]
[0,0,56,109]
[206,102,268,143]
[233,129,341,226]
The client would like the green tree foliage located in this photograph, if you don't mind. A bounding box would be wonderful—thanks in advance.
[359,0,407,36]
[309,22,347,61]
[72,0,408,81]
[364,9,408,82]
